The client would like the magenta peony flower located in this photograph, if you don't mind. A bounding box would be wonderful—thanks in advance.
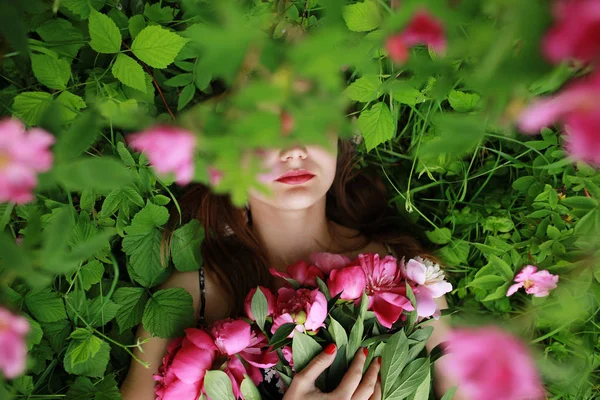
[0,307,30,379]
[271,288,328,337]
[0,118,54,204]
[401,257,452,319]
[270,260,325,288]
[440,327,545,400]
[385,9,446,63]
[542,0,600,64]
[518,70,600,166]
[244,286,276,321]
[309,252,352,275]
[327,266,367,301]
[153,329,217,400]
[350,253,414,328]
[507,265,559,297]
[127,126,196,185]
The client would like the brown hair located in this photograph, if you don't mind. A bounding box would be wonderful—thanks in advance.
[163,139,430,316]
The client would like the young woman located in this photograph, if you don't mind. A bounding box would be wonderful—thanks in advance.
[120,136,460,400]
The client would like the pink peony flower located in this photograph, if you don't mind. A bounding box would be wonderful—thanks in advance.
[518,70,600,166]
[440,327,545,400]
[542,0,600,64]
[0,307,30,379]
[309,252,352,275]
[128,126,196,185]
[0,118,54,204]
[244,286,276,321]
[153,329,217,400]
[350,253,414,328]
[327,266,367,301]
[282,345,294,368]
[271,287,328,337]
[402,257,452,319]
[270,260,325,288]
[385,9,447,63]
[507,265,559,297]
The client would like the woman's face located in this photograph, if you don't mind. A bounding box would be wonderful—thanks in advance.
[248,136,338,211]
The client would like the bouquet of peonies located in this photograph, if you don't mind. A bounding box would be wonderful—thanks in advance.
[153,252,452,400]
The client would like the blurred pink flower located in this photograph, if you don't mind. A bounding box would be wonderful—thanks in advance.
[507,265,559,297]
[327,265,366,300]
[208,166,223,186]
[244,286,276,321]
[128,126,196,185]
[0,118,54,204]
[385,9,446,63]
[542,0,600,64]
[309,252,352,275]
[350,253,414,328]
[402,257,452,318]
[270,260,325,288]
[440,327,545,400]
[271,288,328,337]
[0,307,30,379]
[518,70,600,166]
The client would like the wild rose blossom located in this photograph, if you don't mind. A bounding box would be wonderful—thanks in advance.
[518,70,600,166]
[244,286,276,321]
[0,118,54,204]
[271,287,328,337]
[270,260,325,288]
[128,126,196,185]
[542,0,600,64]
[402,257,452,318]
[440,327,545,400]
[327,265,366,301]
[385,9,446,63]
[350,253,414,328]
[507,265,559,297]
[0,307,30,379]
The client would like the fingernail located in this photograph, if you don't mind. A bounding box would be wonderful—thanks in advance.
[377,375,381,382]
[362,347,369,357]
[377,357,382,366]
[325,343,337,355]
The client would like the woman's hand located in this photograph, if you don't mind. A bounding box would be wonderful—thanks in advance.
[283,344,382,400]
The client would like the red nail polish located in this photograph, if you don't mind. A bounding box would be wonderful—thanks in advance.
[362,347,369,357]
[377,375,381,382]
[325,343,337,355]
[377,357,382,365]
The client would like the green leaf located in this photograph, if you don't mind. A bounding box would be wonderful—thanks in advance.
[79,260,105,291]
[412,367,431,400]
[64,340,110,378]
[562,196,598,210]
[61,0,105,19]
[31,54,71,90]
[66,330,104,366]
[142,288,194,338]
[12,375,33,395]
[419,115,486,158]
[467,274,505,290]
[512,176,537,192]
[25,289,67,323]
[177,84,196,111]
[171,220,204,272]
[85,297,122,328]
[56,91,87,124]
[36,19,85,59]
[436,240,470,265]
[328,316,348,348]
[117,141,136,167]
[358,102,395,152]
[164,73,194,87]
[204,370,236,400]
[346,295,367,361]
[387,81,428,106]
[344,75,380,102]
[131,25,188,69]
[144,3,177,23]
[387,358,430,400]
[113,287,148,333]
[250,286,269,331]
[100,186,144,218]
[129,15,146,39]
[54,110,100,162]
[88,9,121,53]
[489,255,513,281]
[440,387,457,400]
[381,330,409,397]
[112,54,147,92]
[292,331,323,373]
[240,375,262,400]
[12,91,53,126]
[343,0,381,32]
[53,157,133,194]
[425,228,452,245]
[448,90,481,112]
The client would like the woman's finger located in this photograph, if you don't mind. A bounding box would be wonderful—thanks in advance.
[369,379,382,400]
[332,347,369,398]
[352,357,381,400]
[294,343,337,385]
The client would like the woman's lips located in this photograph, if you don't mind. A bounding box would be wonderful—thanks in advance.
[275,174,315,185]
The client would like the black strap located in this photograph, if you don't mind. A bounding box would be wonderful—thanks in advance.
[197,267,206,328]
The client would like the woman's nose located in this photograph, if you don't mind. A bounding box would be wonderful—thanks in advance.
[279,145,307,162]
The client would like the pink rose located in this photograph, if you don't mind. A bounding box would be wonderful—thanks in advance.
[271,288,328,337]
[309,252,352,275]
[440,327,545,400]
[385,9,446,64]
[244,286,276,321]
[270,260,325,288]
[0,307,30,379]
[401,257,452,319]
[327,266,366,300]
[507,265,559,298]
[350,253,414,328]
[542,0,600,64]
[518,70,600,166]
[128,125,196,185]
[0,118,54,204]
